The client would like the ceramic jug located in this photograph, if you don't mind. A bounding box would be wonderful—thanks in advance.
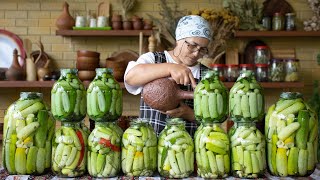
[5,49,25,80]
[56,2,75,30]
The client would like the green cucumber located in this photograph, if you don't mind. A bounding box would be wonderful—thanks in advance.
[296,110,309,149]
[35,110,48,148]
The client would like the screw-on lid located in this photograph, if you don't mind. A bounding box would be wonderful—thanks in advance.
[255,45,268,49]
[226,64,239,67]
[255,63,268,67]
[210,63,226,68]
[239,64,254,68]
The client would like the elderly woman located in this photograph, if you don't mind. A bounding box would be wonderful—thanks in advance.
[124,15,212,136]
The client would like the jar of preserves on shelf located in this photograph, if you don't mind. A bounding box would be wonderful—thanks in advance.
[268,58,285,82]
[52,122,88,177]
[285,13,296,31]
[3,92,55,175]
[194,70,228,123]
[239,64,254,74]
[265,92,318,177]
[87,122,122,178]
[225,64,239,82]
[262,16,272,30]
[254,46,270,64]
[87,68,123,122]
[195,122,230,178]
[272,12,284,31]
[51,68,86,122]
[122,118,157,177]
[230,122,266,178]
[158,118,194,178]
[210,64,226,81]
[255,64,268,82]
[284,59,300,82]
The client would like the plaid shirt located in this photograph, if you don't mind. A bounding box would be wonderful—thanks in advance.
[139,52,208,137]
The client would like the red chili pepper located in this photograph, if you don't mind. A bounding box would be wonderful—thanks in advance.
[111,144,120,152]
[99,138,120,152]
[76,130,85,167]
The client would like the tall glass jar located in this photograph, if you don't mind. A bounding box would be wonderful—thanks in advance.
[52,122,88,177]
[255,63,268,82]
[158,118,194,178]
[268,58,285,82]
[210,64,226,81]
[225,64,239,82]
[195,122,230,178]
[272,12,284,31]
[229,70,265,122]
[87,68,123,121]
[265,92,318,177]
[194,70,228,123]
[3,92,55,175]
[285,13,296,31]
[254,46,270,64]
[51,69,86,122]
[230,122,266,178]
[284,59,300,82]
[87,122,122,178]
[121,119,157,177]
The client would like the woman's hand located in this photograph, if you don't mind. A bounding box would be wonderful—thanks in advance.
[169,64,197,88]
[162,102,195,122]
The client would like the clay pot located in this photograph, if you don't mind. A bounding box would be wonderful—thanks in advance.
[37,59,51,81]
[142,78,194,111]
[5,49,25,81]
[105,58,127,81]
[76,57,100,71]
[111,14,122,22]
[112,21,122,30]
[56,2,75,30]
[144,19,153,30]
[123,21,133,30]
[133,19,143,30]
[77,50,100,58]
[78,70,96,81]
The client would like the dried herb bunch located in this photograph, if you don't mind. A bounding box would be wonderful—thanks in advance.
[120,0,136,20]
[191,9,239,61]
[147,0,184,49]
[223,0,263,30]
[304,0,320,31]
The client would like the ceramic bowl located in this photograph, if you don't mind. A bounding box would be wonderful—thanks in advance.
[77,50,100,58]
[76,56,100,70]
[78,70,96,81]
[105,58,127,81]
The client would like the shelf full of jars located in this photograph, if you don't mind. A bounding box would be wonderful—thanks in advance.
[2,68,318,179]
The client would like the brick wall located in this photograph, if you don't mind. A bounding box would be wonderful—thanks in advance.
[0,0,319,125]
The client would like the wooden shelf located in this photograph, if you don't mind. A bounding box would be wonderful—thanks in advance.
[56,30,153,37]
[0,81,303,89]
[234,31,320,37]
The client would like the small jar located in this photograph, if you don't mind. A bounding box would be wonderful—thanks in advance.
[75,16,86,27]
[268,59,285,82]
[262,16,272,30]
[272,12,284,31]
[225,64,239,82]
[255,64,268,82]
[284,59,300,82]
[254,46,270,64]
[285,13,296,31]
[239,64,254,74]
[210,64,226,81]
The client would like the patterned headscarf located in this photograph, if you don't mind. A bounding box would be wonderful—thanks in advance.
[175,15,212,41]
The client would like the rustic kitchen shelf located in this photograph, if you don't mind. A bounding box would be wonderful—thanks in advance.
[234,30,320,37]
[56,29,153,37]
[0,81,303,89]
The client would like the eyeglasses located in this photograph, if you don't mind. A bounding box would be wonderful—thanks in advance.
[184,40,208,55]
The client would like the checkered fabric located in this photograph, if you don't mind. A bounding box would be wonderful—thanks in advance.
[139,52,208,137]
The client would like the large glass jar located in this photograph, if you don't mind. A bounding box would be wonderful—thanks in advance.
[229,70,264,122]
[284,59,300,82]
[268,58,285,82]
[254,46,270,64]
[122,119,157,177]
[194,71,228,123]
[265,92,318,177]
[87,68,123,121]
[158,118,194,178]
[255,63,268,82]
[210,64,226,81]
[52,122,88,177]
[195,122,230,178]
[2,92,55,175]
[51,69,86,122]
[229,122,266,178]
[87,122,122,178]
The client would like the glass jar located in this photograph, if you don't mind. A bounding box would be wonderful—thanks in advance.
[195,122,230,178]
[230,122,266,178]
[285,13,296,31]
[3,92,55,175]
[229,70,264,122]
[51,69,86,122]
[158,118,194,178]
[87,122,122,177]
[284,59,300,82]
[262,16,272,30]
[87,68,123,122]
[225,64,239,82]
[272,12,284,31]
[255,64,268,82]
[52,122,88,177]
[268,58,285,82]
[194,70,228,123]
[254,46,270,64]
[122,118,157,177]
[265,92,318,177]
[239,64,254,74]
[210,64,226,81]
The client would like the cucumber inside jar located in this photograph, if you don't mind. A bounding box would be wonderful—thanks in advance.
[229,70,264,122]
[194,70,228,123]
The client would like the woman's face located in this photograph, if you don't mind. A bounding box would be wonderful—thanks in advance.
[175,37,210,66]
